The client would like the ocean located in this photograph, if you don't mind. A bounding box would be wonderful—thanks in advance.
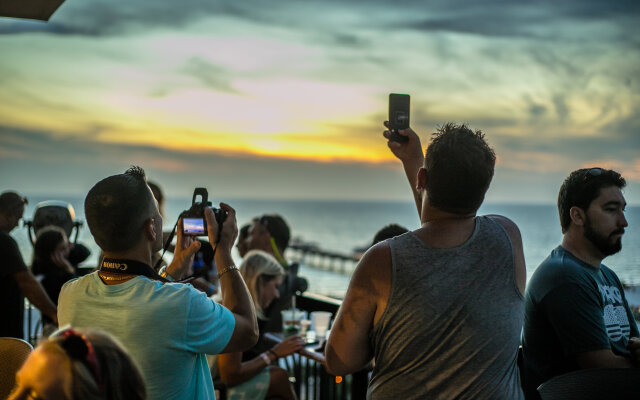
[12,195,640,298]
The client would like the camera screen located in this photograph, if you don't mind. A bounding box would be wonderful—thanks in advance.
[183,218,205,235]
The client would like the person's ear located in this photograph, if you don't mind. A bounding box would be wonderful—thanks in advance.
[569,206,586,227]
[145,218,157,241]
[416,167,427,192]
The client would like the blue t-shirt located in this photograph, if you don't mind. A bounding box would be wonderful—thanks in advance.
[58,272,235,400]
[522,246,639,397]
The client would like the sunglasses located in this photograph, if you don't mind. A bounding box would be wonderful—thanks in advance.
[50,326,103,388]
[583,167,603,179]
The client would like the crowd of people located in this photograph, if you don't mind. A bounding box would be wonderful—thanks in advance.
[0,118,638,400]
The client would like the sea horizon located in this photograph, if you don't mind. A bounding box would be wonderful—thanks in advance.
[11,194,640,297]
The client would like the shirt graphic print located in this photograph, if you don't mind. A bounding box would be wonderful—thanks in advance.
[599,284,631,341]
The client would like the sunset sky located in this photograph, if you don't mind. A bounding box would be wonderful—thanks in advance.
[1,0,639,204]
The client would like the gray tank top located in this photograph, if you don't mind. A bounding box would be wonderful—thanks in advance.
[368,216,524,399]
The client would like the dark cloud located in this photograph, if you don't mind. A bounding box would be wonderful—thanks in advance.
[179,57,239,94]
[552,95,569,123]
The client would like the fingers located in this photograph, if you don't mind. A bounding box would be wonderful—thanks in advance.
[176,217,184,245]
[205,208,219,244]
[184,240,201,259]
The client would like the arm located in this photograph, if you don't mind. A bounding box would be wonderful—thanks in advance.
[325,244,391,376]
[383,122,424,218]
[627,337,640,366]
[207,205,259,353]
[575,349,635,369]
[487,215,526,295]
[218,335,305,386]
[15,270,58,324]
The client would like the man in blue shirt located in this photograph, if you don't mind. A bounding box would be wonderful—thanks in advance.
[522,168,640,398]
[58,166,258,400]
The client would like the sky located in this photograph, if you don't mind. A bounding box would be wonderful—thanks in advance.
[1,0,639,204]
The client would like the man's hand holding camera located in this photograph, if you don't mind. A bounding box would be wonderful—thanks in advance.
[166,219,201,280]
[206,204,238,271]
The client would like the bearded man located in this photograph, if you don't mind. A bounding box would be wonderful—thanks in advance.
[521,168,640,399]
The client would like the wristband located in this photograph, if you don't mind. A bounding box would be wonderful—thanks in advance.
[217,265,238,279]
[267,349,278,360]
[159,266,176,282]
[260,352,271,365]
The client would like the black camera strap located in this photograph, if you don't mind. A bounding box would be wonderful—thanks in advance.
[100,258,163,281]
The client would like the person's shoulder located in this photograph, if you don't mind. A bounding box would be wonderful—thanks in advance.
[61,272,94,290]
[530,247,589,288]
[354,241,392,283]
[483,214,521,236]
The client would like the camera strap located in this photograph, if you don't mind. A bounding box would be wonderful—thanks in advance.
[100,258,164,281]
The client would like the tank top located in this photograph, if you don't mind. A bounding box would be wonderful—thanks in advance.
[368,216,524,399]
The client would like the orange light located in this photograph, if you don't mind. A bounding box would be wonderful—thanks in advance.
[335,376,343,384]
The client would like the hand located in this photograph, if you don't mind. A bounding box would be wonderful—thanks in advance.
[50,249,74,274]
[383,121,424,164]
[167,218,201,279]
[627,337,640,364]
[206,204,238,253]
[272,335,306,358]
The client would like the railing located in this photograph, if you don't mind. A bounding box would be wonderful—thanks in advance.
[274,292,369,400]
[23,291,371,399]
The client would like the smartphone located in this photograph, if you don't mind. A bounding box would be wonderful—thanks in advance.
[183,218,206,236]
[388,93,410,142]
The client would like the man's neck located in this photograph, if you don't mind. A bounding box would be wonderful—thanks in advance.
[420,204,476,226]
[102,249,152,267]
[561,232,604,269]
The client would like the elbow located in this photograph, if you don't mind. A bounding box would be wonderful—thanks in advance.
[248,324,259,347]
[242,318,259,348]
[324,346,353,377]
[325,359,350,377]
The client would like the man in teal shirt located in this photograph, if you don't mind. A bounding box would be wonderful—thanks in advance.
[522,168,640,399]
[59,166,258,399]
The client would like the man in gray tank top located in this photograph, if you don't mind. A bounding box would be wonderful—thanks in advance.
[326,121,526,399]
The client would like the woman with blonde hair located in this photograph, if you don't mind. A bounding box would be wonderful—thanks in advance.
[217,250,305,400]
[9,327,146,400]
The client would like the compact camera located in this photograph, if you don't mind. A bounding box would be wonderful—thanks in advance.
[181,188,227,237]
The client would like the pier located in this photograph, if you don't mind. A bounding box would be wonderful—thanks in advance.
[287,241,360,276]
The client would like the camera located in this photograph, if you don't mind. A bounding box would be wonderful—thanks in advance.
[181,188,227,237]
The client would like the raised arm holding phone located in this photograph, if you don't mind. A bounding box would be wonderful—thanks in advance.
[326,97,526,399]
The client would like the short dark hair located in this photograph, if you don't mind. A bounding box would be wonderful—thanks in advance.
[84,166,155,252]
[0,191,28,217]
[424,123,496,214]
[371,224,408,247]
[259,214,290,251]
[558,168,626,233]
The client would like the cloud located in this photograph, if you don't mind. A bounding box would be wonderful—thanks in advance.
[0,124,411,201]
[179,57,239,94]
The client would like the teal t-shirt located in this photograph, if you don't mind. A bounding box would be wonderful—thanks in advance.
[58,272,235,400]
[522,246,639,396]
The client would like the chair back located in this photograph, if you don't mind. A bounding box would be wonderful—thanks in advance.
[538,367,640,399]
[0,337,34,399]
